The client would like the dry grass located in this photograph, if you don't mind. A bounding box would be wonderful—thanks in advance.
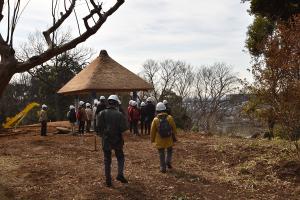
[0,127,299,200]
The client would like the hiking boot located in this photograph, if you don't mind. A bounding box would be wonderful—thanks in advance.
[116,175,128,183]
[167,163,173,169]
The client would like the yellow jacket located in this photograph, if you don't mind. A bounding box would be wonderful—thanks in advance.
[150,113,177,149]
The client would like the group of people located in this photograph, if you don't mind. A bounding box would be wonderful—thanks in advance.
[38,95,177,188]
[127,98,172,136]
[95,94,177,187]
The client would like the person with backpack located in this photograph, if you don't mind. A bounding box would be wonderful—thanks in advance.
[97,94,129,187]
[39,104,48,136]
[150,102,177,173]
[67,105,77,135]
[85,103,93,133]
[77,101,87,134]
[129,101,140,135]
[145,97,156,135]
[140,102,147,135]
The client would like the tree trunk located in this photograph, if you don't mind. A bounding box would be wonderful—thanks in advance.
[0,67,13,99]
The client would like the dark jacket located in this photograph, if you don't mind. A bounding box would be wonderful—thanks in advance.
[140,106,147,121]
[97,107,128,150]
[145,103,156,122]
[67,109,77,123]
[96,102,107,115]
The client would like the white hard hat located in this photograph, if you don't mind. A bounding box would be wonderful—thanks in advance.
[94,99,98,105]
[141,102,146,107]
[131,101,137,106]
[163,100,168,104]
[108,94,119,102]
[129,100,133,105]
[79,101,84,106]
[86,103,91,107]
[156,102,166,111]
[69,105,75,110]
[146,97,152,102]
[100,96,106,100]
[42,104,47,108]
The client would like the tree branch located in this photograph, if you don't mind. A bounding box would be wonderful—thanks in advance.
[42,0,76,48]
[15,0,125,73]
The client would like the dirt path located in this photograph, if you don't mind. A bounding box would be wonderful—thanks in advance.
[0,129,299,200]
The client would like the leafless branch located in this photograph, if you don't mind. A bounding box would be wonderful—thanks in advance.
[43,0,76,48]
[15,0,124,73]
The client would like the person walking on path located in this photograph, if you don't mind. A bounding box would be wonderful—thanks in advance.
[67,105,77,135]
[97,94,129,187]
[140,102,147,135]
[77,101,87,134]
[145,97,156,135]
[150,102,177,173]
[85,103,93,133]
[163,100,172,115]
[39,104,48,136]
[129,101,140,135]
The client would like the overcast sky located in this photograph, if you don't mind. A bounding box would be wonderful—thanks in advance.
[1,0,253,80]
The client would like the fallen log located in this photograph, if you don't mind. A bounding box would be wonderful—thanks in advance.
[56,127,71,134]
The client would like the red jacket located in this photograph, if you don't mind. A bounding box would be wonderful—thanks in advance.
[129,107,140,122]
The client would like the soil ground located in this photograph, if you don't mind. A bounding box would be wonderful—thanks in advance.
[0,121,299,200]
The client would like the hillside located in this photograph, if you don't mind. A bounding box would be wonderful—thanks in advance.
[0,124,299,200]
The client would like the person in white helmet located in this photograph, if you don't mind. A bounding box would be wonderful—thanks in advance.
[145,97,156,135]
[97,94,128,187]
[128,101,140,135]
[140,102,147,134]
[92,99,99,131]
[127,100,134,133]
[96,96,106,116]
[77,101,87,134]
[85,103,93,133]
[163,99,172,115]
[39,104,48,136]
[151,102,177,173]
[67,105,77,135]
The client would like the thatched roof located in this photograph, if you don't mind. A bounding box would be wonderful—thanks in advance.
[57,50,153,95]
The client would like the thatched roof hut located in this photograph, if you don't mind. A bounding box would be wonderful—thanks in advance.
[57,50,153,95]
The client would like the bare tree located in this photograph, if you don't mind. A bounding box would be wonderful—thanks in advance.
[142,59,160,100]
[174,62,194,99]
[0,0,125,97]
[192,63,239,133]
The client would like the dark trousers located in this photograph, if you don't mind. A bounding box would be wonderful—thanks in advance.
[140,120,147,135]
[93,119,97,132]
[158,147,173,170]
[86,120,91,132]
[41,121,47,136]
[103,148,125,181]
[79,121,85,134]
[132,121,139,135]
[145,118,153,135]
[129,121,133,133]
